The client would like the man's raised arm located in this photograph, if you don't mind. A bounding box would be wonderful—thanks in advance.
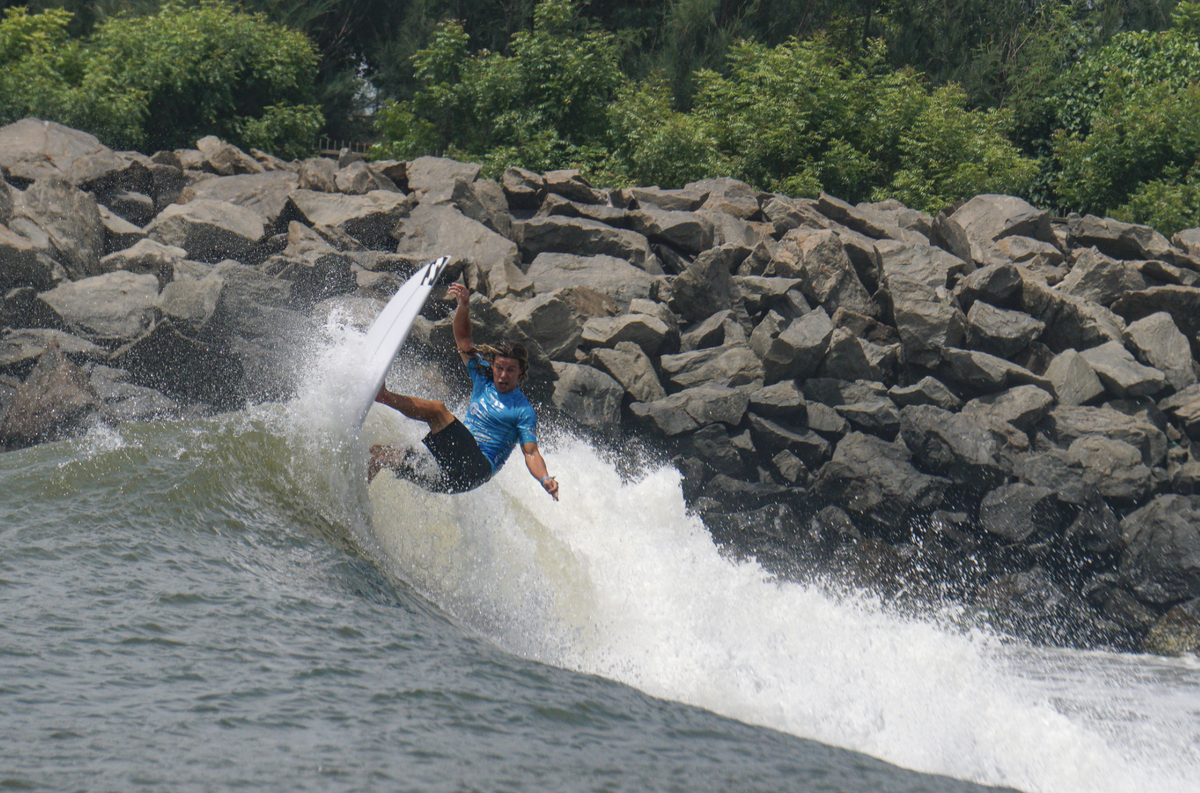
[449,282,474,363]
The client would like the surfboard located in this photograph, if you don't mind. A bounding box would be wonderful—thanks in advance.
[348,255,451,429]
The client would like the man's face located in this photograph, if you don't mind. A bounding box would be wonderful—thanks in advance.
[492,356,522,393]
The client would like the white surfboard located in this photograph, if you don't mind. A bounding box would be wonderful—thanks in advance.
[348,255,451,429]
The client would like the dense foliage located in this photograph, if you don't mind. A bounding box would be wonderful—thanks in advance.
[6,0,1200,230]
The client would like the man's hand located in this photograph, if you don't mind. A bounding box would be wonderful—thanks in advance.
[448,282,470,307]
[541,476,559,501]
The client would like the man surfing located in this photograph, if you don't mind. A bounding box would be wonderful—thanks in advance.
[368,282,559,500]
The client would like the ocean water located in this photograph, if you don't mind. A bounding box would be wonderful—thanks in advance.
[2,319,1198,792]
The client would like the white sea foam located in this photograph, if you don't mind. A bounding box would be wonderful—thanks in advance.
[294,314,1200,793]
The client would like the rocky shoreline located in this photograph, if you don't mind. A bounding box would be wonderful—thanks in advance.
[3,117,1200,656]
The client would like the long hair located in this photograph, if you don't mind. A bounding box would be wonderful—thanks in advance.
[475,339,530,384]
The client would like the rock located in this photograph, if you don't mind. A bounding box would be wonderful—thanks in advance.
[994,235,1065,269]
[179,171,303,233]
[875,238,967,290]
[625,186,706,212]
[930,210,973,266]
[580,314,670,356]
[1159,385,1200,440]
[1112,287,1200,357]
[1042,294,1126,353]
[803,378,888,406]
[425,177,512,238]
[109,318,243,408]
[550,363,623,428]
[955,262,1023,312]
[889,278,966,368]
[965,301,1045,358]
[501,166,544,209]
[298,157,337,192]
[685,423,748,477]
[0,328,104,371]
[195,136,263,176]
[405,156,480,193]
[1060,247,1146,306]
[516,215,652,270]
[0,118,140,188]
[15,177,106,279]
[1064,435,1153,501]
[394,203,529,300]
[888,376,962,411]
[146,199,265,263]
[1066,498,1123,554]
[97,205,145,254]
[669,244,744,325]
[102,189,155,227]
[526,253,655,310]
[1043,349,1105,406]
[816,193,912,241]
[1118,495,1200,604]
[629,385,749,435]
[941,348,1052,395]
[733,276,803,316]
[38,271,159,342]
[962,385,1055,434]
[543,169,604,204]
[771,228,875,317]
[748,381,806,420]
[760,196,828,236]
[979,483,1064,543]
[0,287,63,330]
[750,308,832,384]
[288,189,413,250]
[812,432,949,532]
[699,208,764,249]
[950,194,1056,248]
[98,238,187,281]
[806,402,850,437]
[506,291,584,361]
[626,206,714,254]
[1079,341,1167,399]
[0,224,56,291]
[0,343,99,447]
[835,399,900,440]
[1142,599,1200,656]
[334,160,397,194]
[259,221,357,307]
[661,343,763,390]
[687,177,760,219]
[1068,214,1175,262]
[898,404,1005,487]
[818,327,891,383]
[772,449,808,484]
[748,414,831,467]
[680,309,741,352]
[88,364,181,424]
[587,341,666,403]
[1123,312,1196,392]
[1041,405,1168,467]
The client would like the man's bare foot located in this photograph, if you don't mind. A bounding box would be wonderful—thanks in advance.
[368,444,409,483]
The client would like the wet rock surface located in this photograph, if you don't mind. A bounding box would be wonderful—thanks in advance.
[9,118,1200,655]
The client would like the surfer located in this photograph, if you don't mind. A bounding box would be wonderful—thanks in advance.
[368,282,559,500]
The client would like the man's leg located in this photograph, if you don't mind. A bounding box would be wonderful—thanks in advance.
[375,389,455,434]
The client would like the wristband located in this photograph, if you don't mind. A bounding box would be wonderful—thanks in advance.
[540,476,553,486]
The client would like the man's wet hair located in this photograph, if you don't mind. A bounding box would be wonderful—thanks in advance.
[476,340,530,383]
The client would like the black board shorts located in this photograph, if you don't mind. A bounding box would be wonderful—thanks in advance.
[421,418,494,494]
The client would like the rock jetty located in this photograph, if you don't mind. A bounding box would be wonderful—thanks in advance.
[4,117,1200,655]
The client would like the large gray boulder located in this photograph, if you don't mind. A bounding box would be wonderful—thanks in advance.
[815,193,913,241]
[1043,349,1105,406]
[0,224,57,291]
[0,343,99,448]
[771,228,876,317]
[1060,247,1146,306]
[950,194,1056,248]
[962,384,1055,434]
[146,199,266,263]
[402,156,481,193]
[99,238,188,280]
[0,328,104,371]
[425,177,512,239]
[15,177,106,280]
[39,271,160,342]
[888,376,962,411]
[1118,495,1200,604]
[1068,214,1175,262]
[748,414,831,467]
[550,363,623,428]
[526,253,654,310]
[1112,286,1200,355]
[629,385,749,435]
[580,314,670,357]
[588,341,667,404]
[818,328,895,383]
[1123,312,1197,392]
[179,171,302,233]
[965,300,1045,358]
[669,244,744,325]
[955,262,1023,312]
[0,118,140,189]
[288,189,413,249]
[1040,404,1168,467]
[260,221,356,307]
[941,348,1052,394]
[506,291,586,361]
[544,170,605,204]
[333,160,397,195]
[626,206,714,254]
[501,166,544,209]
[979,483,1064,544]
[195,136,263,176]
[661,343,763,390]
[875,238,967,290]
[750,308,832,384]
[516,215,652,270]
[688,177,760,219]
[889,278,966,368]
[394,203,529,300]
[813,432,949,531]
[1159,385,1200,440]
[899,404,1005,487]
[1079,341,1167,399]
[0,287,63,331]
[1042,293,1126,352]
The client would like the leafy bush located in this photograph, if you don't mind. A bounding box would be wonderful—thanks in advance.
[0,2,323,155]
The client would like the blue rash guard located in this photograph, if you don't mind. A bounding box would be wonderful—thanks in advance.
[462,357,538,472]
